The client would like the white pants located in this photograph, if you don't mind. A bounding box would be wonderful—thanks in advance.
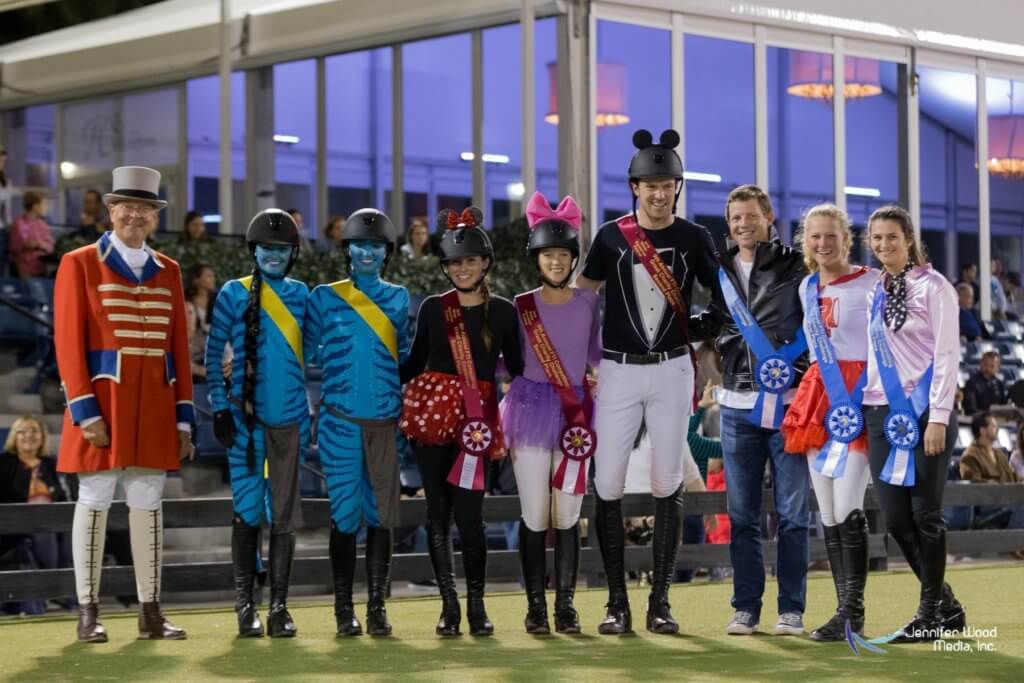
[593,355,695,500]
[77,467,167,511]
[512,446,585,531]
[807,450,870,526]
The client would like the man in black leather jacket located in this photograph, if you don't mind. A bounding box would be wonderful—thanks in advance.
[691,184,810,638]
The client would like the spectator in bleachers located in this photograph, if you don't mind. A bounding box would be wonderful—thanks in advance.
[8,191,55,278]
[960,412,1024,549]
[963,350,1008,416]
[0,416,72,615]
[955,263,980,307]
[77,190,108,240]
[179,211,207,244]
[957,283,990,342]
[990,259,1008,320]
[1011,424,1024,480]
[1,146,13,276]
[317,215,345,254]
[400,217,432,258]
[185,262,217,379]
[286,208,313,253]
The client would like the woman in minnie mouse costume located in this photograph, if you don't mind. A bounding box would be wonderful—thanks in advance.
[501,192,602,634]
[399,207,524,636]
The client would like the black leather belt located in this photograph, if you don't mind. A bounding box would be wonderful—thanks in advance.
[602,346,688,365]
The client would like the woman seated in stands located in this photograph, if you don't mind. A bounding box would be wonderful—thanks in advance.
[960,412,1024,554]
[8,191,55,278]
[0,415,74,614]
[185,262,218,382]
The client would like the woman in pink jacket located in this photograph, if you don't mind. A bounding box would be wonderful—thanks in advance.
[9,191,55,278]
[862,205,966,643]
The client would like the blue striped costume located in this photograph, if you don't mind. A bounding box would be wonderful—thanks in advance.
[305,278,410,533]
[206,276,311,527]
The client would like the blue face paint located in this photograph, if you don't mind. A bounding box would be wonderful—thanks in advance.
[255,244,293,278]
[348,240,387,277]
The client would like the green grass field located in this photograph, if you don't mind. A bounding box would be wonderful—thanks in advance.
[2,564,1020,682]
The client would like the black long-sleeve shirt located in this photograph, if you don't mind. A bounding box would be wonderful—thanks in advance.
[400,293,524,384]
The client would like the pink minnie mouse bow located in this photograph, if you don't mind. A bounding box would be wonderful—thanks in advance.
[526,191,582,230]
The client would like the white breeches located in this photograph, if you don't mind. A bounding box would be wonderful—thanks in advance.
[512,446,585,532]
[807,450,870,526]
[593,355,695,500]
[77,467,167,511]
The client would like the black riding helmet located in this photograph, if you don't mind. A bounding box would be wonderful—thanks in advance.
[628,128,684,214]
[342,208,397,272]
[246,208,300,275]
[437,206,493,291]
[527,219,579,288]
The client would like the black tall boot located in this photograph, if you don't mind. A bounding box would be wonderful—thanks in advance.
[462,528,494,636]
[809,524,846,642]
[839,510,868,637]
[329,525,361,636]
[595,495,631,634]
[891,512,945,643]
[426,522,461,636]
[231,516,264,637]
[648,487,684,634]
[518,521,550,634]
[266,531,298,638]
[553,524,581,634]
[887,523,965,633]
[365,526,393,636]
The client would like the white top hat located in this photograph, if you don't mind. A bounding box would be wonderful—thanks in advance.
[103,166,168,209]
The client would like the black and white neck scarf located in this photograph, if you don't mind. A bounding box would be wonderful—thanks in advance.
[883,262,914,331]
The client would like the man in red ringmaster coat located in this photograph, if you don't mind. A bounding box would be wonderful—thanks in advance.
[55,165,195,643]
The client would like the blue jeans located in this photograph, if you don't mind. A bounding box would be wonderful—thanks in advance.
[721,405,810,617]
[676,515,706,583]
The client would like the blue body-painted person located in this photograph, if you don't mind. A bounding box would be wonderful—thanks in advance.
[305,209,411,637]
[206,209,310,639]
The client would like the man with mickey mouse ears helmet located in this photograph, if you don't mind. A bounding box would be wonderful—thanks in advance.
[577,129,719,635]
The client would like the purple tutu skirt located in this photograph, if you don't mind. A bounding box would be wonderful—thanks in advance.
[500,377,591,451]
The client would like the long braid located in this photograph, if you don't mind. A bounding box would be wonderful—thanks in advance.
[242,266,262,471]
[479,280,493,352]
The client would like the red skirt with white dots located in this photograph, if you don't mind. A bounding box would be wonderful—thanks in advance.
[399,370,507,459]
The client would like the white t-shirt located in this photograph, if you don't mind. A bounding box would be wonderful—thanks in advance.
[719,253,793,410]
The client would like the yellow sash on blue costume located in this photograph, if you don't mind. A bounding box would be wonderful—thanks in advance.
[329,280,398,362]
[239,276,303,367]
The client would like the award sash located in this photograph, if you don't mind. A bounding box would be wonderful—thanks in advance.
[440,290,493,491]
[804,273,867,478]
[330,279,398,362]
[615,214,698,408]
[869,282,933,487]
[240,275,303,367]
[515,292,596,495]
[719,269,807,429]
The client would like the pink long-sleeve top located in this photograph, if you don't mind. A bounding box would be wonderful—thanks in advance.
[9,214,55,277]
[862,264,959,425]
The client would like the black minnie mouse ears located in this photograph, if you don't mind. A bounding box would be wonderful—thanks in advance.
[631,129,680,151]
[436,206,486,232]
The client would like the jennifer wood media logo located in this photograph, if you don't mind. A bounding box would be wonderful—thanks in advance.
[846,623,999,655]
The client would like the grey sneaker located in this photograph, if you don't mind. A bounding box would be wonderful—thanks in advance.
[774,611,804,635]
[726,610,759,635]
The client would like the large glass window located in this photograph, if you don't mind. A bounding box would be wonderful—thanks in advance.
[482,17,559,226]
[2,105,56,190]
[595,20,671,223]
[768,47,835,241]
[403,34,472,228]
[986,76,1024,318]
[325,48,392,222]
[186,72,246,229]
[844,56,900,264]
[917,66,977,280]
[684,34,754,247]
[274,59,317,241]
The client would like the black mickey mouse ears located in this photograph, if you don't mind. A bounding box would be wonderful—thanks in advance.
[632,128,680,151]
